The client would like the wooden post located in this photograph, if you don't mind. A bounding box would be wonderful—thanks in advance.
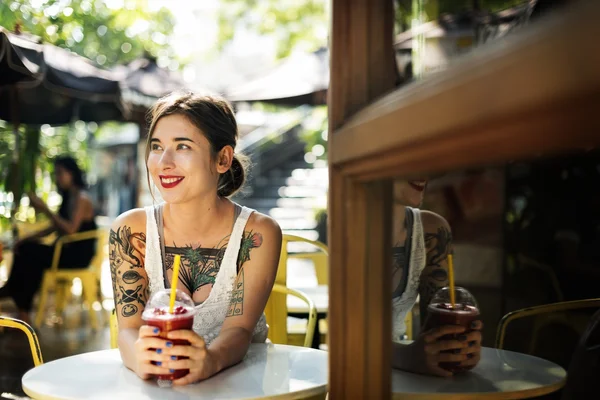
[328,0,396,398]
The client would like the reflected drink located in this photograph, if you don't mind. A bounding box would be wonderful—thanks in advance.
[142,305,194,380]
[425,302,480,373]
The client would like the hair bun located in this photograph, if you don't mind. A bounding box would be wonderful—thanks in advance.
[217,154,249,197]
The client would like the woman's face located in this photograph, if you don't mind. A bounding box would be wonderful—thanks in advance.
[54,165,73,191]
[147,114,219,204]
[393,179,428,208]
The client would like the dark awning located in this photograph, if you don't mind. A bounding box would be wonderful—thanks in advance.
[0,27,124,125]
[112,57,186,109]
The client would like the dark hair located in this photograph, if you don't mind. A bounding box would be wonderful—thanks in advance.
[54,155,86,191]
[54,155,86,220]
[145,91,249,198]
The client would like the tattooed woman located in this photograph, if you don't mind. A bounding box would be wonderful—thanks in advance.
[390,180,483,377]
[109,92,282,385]
[0,156,97,323]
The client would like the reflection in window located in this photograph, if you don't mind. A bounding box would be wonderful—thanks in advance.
[392,0,569,85]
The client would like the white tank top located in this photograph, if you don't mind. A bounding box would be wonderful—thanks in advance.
[392,208,426,341]
[143,204,268,345]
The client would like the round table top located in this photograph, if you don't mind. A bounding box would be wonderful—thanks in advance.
[392,347,567,399]
[22,344,328,400]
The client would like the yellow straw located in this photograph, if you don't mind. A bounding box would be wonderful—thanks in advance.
[169,255,182,314]
[448,254,456,308]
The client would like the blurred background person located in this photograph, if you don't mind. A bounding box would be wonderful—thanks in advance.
[0,155,97,323]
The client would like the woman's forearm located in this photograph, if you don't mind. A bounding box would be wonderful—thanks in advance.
[118,328,141,373]
[47,211,76,234]
[208,327,252,374]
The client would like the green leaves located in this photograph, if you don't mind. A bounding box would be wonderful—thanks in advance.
[0,0,177,67]
[217,0,328,59]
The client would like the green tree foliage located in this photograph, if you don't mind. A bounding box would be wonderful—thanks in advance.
[217,0,328,59]
[0,0,176,67]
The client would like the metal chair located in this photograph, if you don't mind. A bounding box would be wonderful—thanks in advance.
[560,308,600,400]
[496,298,600,368]
[268,283,318,348]
[0,316,43,366]
[266,234,328,347]
[110,308,118,349]
[35,229,107,329]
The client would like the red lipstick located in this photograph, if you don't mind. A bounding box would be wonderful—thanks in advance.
[408,181,427,192]
[159,175,184,189]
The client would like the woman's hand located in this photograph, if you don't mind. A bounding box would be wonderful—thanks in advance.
[457,320,483,370]
[163,329,218,385]
[133,325,173,380]
[27,193,49,214]
[410,321,483,377]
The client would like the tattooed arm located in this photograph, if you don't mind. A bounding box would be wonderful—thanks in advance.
[204,213,281,379]
[418,211,452,325]
[392,211,456,377]
[109,209,160,379]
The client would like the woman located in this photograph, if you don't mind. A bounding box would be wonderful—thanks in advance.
[109,92,282,385]
[0,155,97,323]
[391,179,483,377]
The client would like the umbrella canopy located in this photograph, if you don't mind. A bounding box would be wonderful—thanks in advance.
[113,57,186,110]
[0,28,44,86]
[0,28,124,125]
[225,48,329,106]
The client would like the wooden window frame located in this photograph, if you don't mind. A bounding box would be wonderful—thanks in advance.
[328,1,600,399]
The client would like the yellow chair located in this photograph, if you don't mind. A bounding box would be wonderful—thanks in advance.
[282,234,329,285]
[110,309,118,349]
[0,316,43,366]
[35,229,107,329]
[265,234,328,347]
[110,283,317,349]
[496,298,600,354]
[404,307,414,341]
[268,283,317,348]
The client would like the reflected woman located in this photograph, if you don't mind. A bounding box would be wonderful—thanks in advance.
[391,179,483,377]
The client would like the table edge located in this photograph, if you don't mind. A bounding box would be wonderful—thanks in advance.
[392,376,566,400]
[23,384,66,400]
[23,377,327,400]
[22,345,329,400]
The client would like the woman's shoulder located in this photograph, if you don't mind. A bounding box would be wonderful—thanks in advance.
[75,190,93,206]
[419,209,451,235]
[246,209,282,237]
[110,208,147,233]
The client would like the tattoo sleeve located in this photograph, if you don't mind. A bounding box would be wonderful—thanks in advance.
[419,226,452,323]
[109,226,149,319]
[226,230,263,317]
[227,267,245,317]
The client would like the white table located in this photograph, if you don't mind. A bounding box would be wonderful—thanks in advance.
[392,347,567,399]
[22,344,328,400]
[287,285,328,314]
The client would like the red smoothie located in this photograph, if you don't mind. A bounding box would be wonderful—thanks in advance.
[142,305,194,380]
[424,302,480,373]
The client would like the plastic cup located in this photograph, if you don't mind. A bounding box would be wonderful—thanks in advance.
[423,287,480,373]
[142,289,195,381]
